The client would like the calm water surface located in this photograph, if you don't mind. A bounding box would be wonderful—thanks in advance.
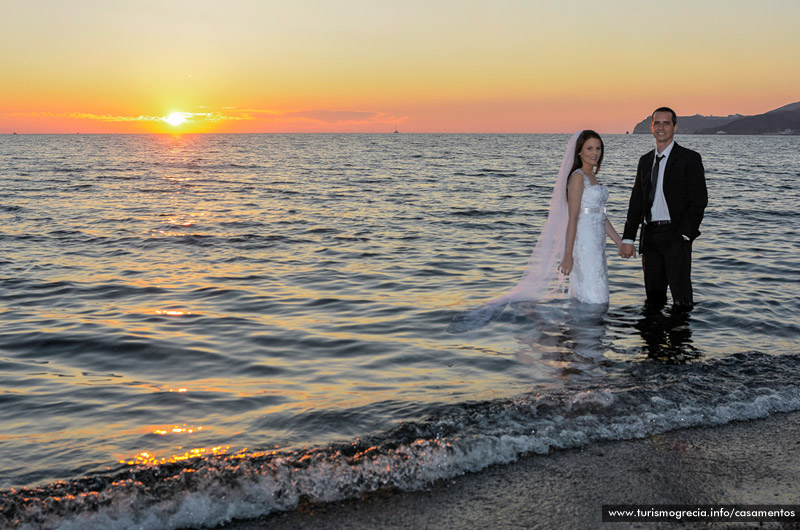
[1,133,798,529]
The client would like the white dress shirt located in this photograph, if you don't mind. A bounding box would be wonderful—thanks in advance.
[650,140,674,222]
[622,140,676,245]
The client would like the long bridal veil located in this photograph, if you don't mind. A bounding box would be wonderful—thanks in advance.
[447,131,580,332]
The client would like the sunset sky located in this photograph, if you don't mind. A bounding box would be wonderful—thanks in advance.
[2,0,798,134]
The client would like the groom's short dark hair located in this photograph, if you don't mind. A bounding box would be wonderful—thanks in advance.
[652,107,677,125]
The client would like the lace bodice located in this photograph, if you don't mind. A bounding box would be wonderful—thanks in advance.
[579,174,609,210]
[569,170,609,305]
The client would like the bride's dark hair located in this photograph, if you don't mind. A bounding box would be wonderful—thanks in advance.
[569,130,604,176]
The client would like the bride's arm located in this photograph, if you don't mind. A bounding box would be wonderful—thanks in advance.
[605,218,622,247]
[559,172,583,275]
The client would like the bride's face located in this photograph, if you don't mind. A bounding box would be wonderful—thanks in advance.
[580,138,602,167]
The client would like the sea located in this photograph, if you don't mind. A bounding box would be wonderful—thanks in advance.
[1,132,798,529]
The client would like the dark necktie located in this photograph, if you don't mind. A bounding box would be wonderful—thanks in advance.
[647,154,664,222]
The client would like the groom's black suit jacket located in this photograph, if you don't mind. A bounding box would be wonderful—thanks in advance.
[623,142,707,253]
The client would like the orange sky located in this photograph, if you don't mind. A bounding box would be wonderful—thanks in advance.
[2,1,798,134]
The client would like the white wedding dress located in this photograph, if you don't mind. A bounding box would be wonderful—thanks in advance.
[448,132,609,332]
[569,169,609,305]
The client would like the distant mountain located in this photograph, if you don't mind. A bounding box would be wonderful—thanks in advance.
[696,108,800,135]
[767,101,800,113]
[632,114,742,134]
[632,101,800,135]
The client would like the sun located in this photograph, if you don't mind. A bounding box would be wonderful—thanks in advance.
[164,112,189,126]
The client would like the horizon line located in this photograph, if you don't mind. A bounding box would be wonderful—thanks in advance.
[3,131,648,136]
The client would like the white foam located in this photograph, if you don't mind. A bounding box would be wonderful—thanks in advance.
[11,384,800,530]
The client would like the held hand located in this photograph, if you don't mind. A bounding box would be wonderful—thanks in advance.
[559,255,573,275]
[619,243,636,259]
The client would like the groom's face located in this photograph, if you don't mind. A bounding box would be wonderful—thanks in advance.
[651,111,677,145]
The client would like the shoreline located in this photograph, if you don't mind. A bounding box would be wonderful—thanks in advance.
[220,411,800,529]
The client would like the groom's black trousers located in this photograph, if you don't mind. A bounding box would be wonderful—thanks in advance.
[641,223,693,308]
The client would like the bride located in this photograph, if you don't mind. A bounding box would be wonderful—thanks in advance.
[559,130,623,304]
[449,131,621,331]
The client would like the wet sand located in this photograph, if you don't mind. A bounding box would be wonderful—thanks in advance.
[219,411,800,529]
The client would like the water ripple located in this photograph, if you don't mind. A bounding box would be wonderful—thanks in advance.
[0,133,798,522]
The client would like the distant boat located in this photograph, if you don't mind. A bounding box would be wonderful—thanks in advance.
[393,125,399,134]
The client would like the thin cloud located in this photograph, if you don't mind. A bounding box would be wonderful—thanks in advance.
[237,109,403,125]
[6,112,162,122]
[8,111,250,123]
[7,108,407,129]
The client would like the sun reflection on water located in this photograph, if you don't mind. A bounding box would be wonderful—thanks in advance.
[121,423,236,466]
[153,425,202,435]
[123,444,231,466]
[155,310,192,316]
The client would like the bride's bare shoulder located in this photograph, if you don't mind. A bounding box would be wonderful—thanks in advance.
[568,169,586,182]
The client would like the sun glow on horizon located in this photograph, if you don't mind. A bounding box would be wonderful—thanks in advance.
[163,112,189,127]
[2,2,798,134]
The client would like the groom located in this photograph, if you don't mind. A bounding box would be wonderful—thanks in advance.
[619,107,708,309]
